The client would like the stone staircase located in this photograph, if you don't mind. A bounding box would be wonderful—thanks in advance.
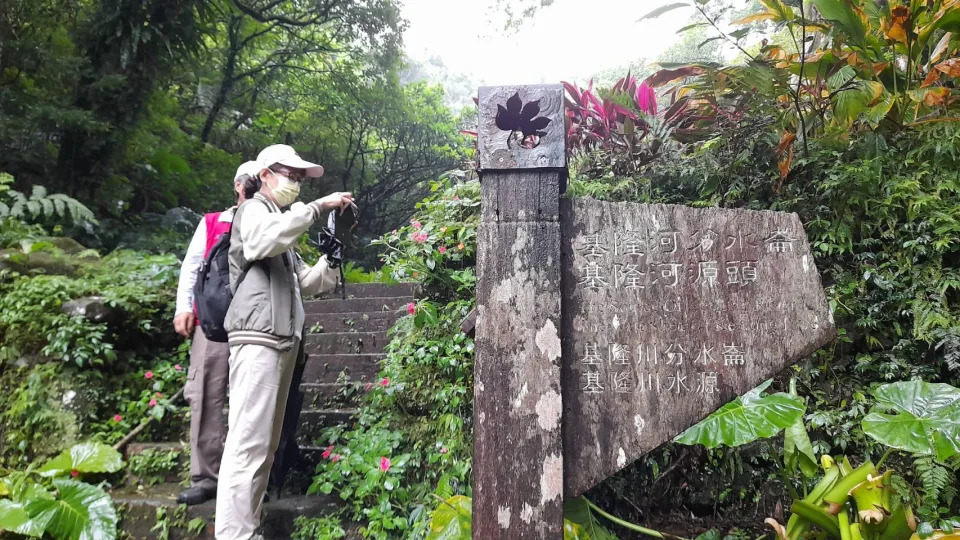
[297,283,416,462]
[113,282,416,539]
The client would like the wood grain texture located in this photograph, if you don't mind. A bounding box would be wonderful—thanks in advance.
[473,170,564,539]
[559,198,836,496]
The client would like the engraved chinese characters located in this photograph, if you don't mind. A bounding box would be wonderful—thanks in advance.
[560,199,835,497]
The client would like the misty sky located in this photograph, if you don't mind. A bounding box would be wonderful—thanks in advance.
[401,0,700,85]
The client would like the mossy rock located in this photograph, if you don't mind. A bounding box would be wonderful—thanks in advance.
[0,249,80,276]
[40,236,88,255]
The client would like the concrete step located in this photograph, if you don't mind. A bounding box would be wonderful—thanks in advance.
[319,282,417,299]
[303,296,410,315]
[124,442,188,487]
[303,331,388,355]
[295,409,359,446]
[113,483,345,539]
[299,382,364,409]
[124,442,185,459]
[305,311,403,333]
[303,353,385,384]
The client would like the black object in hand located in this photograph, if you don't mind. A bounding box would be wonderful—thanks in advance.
[317,228,343,268]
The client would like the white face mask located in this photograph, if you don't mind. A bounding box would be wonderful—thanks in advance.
[271,173,300,207]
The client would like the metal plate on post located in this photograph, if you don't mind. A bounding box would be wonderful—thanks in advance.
[478,85,565,170]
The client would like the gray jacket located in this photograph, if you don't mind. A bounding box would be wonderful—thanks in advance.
[225,194,338,350]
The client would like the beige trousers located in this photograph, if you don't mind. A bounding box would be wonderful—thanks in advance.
[214,341,298,540]
[183,329,229,490]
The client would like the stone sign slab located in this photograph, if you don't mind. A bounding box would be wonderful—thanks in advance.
[559,198,836,497]
[478,85,565,170]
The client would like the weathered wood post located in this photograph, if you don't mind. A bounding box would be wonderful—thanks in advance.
[474,84,566,538]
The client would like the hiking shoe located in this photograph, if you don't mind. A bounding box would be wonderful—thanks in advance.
[176,486,216,505]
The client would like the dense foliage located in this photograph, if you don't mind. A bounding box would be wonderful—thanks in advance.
[548,1,960,534]
[0,0,466,260]
[333,1,960,537]
[306,180,478,538]
[2,0,960,538]
[0,181,192,470]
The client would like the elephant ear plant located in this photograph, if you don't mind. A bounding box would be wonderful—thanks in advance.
[0,441,123,539]
[424,379,960,540]
[759,380,960,540]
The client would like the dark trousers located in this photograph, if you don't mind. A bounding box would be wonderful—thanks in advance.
[266,336,307,498]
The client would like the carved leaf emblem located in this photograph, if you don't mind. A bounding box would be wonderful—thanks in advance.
[495,92,551,149]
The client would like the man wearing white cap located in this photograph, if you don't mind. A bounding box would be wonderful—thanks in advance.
[215,145,352,539]
[174,160,261,505]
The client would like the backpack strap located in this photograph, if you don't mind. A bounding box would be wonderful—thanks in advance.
[203,212,221,251]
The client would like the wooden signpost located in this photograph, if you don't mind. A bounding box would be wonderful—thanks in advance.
[473,84,836,538]
[474,84,567,538]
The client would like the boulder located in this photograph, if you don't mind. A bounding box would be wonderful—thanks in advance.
[0,250,80,276]
[62,296,114,323]
[40,236,87,255]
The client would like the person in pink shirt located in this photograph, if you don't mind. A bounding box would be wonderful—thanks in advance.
[173,161,260,505]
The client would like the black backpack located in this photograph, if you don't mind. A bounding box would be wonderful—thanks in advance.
[193,200,268,342]
[193,230,237,343]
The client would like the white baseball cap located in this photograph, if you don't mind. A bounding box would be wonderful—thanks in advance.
[234,161,261,182]
[256,144,324,178]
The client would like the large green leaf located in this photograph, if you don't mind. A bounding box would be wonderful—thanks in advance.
[761,0,796,22]
[810,0,867,46]
[784,381,818,479]
[426,495,471,540]
[862,381,960,461]
[24,479,117,540]
[39,442,123,478]
[0,499,45,537]
[564,520,589,540]
[563,498,617,540]
[918,4,960,48]
[827,65,857,92]
[675,381,805,448]
[832,81,883,126]
[863,92,895,128]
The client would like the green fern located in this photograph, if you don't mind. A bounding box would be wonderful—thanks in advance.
[933,327,960,373]
[914,455,958,513]
[0,172,97,225]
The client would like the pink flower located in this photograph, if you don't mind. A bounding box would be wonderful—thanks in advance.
[440,447,448,454]
[411,220,422,229]
[174,364,183,371]
[156,392,163,398]
[457,243,465,251]
[113,414,122,422]
[406,302,416,315]
[144,371,153,379]
[379,457,391,472]
[438,246,447,254]
[380,377,389,387]
[365,382,373,392]
[391,229,397,235]
[149,399,157,407]
[453,195,459,201]
[414,232,428,243]
[322,445,334,459]
[331,454,341,463]
[70,470,79,478]
[412,272,419,278]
